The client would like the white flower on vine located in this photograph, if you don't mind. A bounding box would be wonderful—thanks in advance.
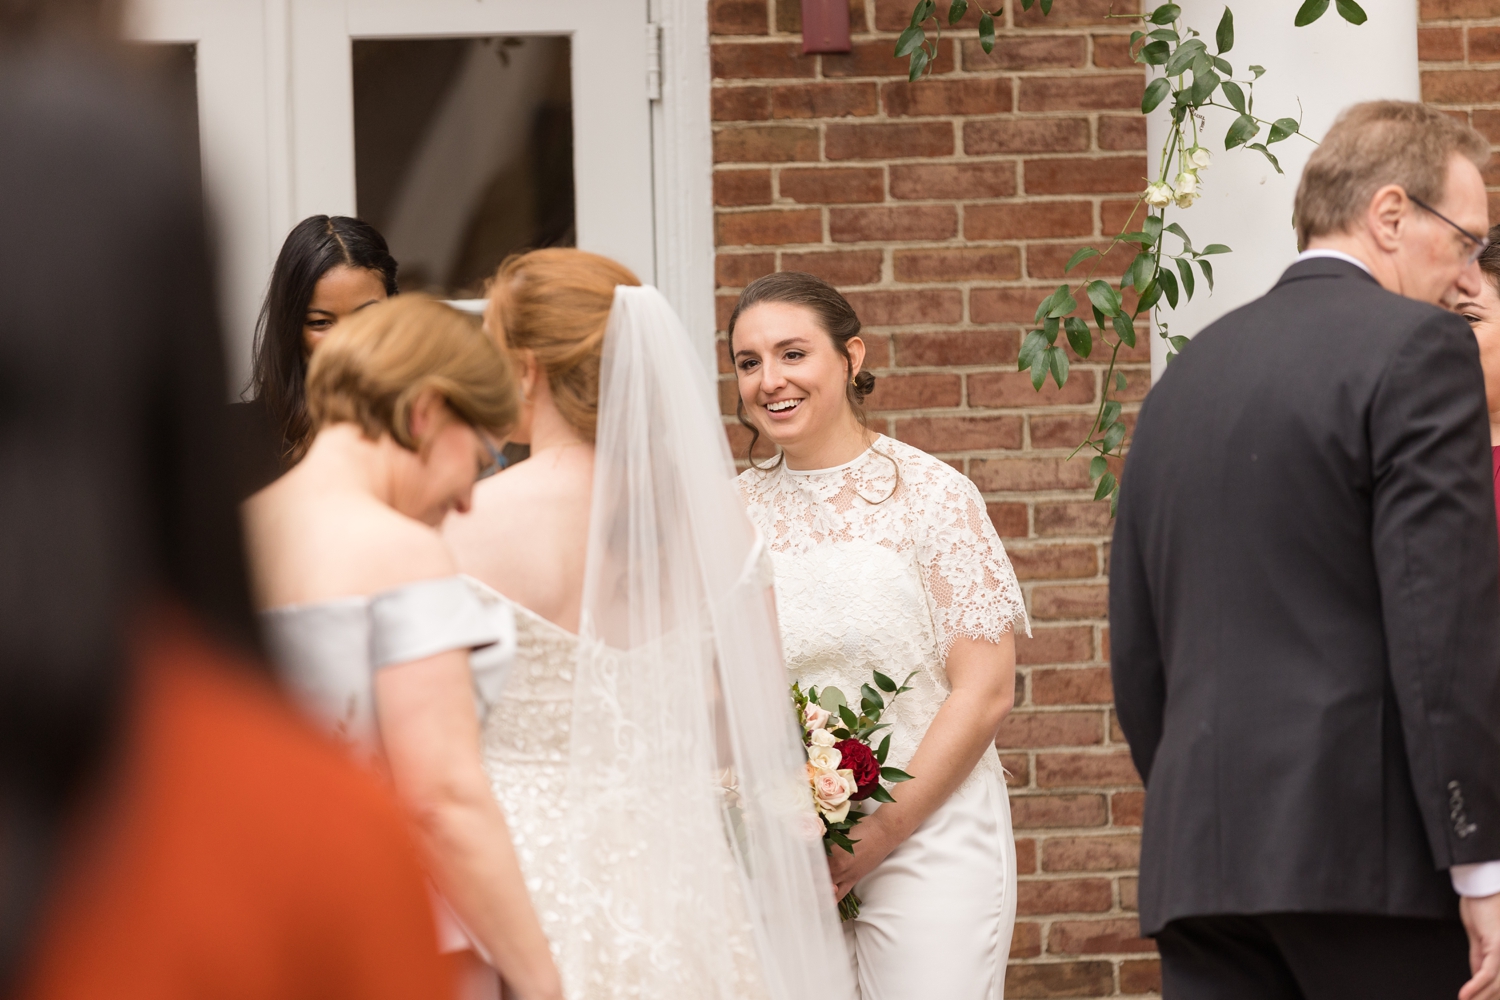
[1187,146,1212,170]
[1144,181,1174,208]
[1174,170,1199,195]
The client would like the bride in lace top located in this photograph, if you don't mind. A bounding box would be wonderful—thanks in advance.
[730,272,1026,1000]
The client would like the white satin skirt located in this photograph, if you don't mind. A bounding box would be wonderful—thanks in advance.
[844,766,1017,1000]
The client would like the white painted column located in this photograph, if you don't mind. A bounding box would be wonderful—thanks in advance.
[1145,0,1419,380]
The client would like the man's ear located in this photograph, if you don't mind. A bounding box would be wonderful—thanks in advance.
[1367,183,1409,254]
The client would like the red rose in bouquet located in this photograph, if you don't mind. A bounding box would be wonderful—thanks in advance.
[835,738,881,800]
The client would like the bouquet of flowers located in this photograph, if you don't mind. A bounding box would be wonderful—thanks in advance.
[792,670,916,920]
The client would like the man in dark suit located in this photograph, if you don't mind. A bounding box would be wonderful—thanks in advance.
[1111,101,1500,1000]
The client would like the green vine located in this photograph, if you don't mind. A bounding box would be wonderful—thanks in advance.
[898,0,1366,511]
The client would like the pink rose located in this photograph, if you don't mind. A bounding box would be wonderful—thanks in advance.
[803,703,831,732]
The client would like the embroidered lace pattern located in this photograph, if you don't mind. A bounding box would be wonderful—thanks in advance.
[737,436,1029,791]
[482,603,768,1000]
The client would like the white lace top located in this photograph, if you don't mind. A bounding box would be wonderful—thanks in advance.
[737,435,1029,791]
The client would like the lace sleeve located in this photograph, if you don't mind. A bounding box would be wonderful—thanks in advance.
[915,470,1030,655]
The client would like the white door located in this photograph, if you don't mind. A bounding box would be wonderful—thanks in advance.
[124,0,680,386]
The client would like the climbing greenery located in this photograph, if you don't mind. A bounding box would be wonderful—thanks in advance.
[897,0,1365,511]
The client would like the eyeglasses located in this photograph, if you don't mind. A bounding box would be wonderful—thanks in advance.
[1408,193,1490,265]
[477,438,507,481]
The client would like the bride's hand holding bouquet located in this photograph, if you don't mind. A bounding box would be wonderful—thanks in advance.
[793,672,916,919]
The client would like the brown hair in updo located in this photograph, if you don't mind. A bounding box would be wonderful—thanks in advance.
[484,248,641,443]
[1478,224,1500,290]
[727,271,891,485]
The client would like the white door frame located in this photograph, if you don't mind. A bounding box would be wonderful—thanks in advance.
[125,0,715,378]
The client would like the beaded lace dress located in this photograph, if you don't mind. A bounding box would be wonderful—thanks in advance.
[737,436,1029,794]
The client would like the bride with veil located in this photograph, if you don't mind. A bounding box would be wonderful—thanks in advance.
[444,249,852,999]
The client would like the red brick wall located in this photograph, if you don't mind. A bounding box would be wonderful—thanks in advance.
[713,2,1500,997]
[1419,0,1500,218]
[711,2,1157,995]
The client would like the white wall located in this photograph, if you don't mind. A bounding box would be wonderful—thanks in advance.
[1145,0,1419,379]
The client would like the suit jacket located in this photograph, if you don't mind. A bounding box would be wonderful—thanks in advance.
[1111,257,1500,935]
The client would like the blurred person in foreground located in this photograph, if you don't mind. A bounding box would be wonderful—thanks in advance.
[244,295,562,1000]
[1111,101,1500,1000]
[0,4,450,998]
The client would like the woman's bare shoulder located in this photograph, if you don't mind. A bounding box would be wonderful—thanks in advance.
[247,479,455,606]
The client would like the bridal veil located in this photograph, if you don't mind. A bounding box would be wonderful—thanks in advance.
[559,285,853,999]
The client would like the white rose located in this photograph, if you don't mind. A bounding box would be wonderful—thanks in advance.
[808,728,837,747]
[1174,188,1199,209]
[1173,170,1198,195]
[812,768,858,822]
[1187,146,1212,170]
[803,703,831,732]
[1144,181,1174,208]
[807,743,842,771]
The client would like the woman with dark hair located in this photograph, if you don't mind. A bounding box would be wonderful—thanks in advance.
[730,271,1025,1000]
[2,21,450,1000]
[246,215,399,472]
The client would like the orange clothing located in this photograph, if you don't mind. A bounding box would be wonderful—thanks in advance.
[18,616,452,1000]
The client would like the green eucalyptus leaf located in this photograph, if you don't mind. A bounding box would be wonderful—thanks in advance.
[1018,329,1047,372]
[1046,285,1078,319]
[1221,79,1246,113]
[1175,256,1195,299]
[1335,0,1368,23]
[1090,455,1108,479]
[1065,246,1102,272]
[818,686,847,712]
[1112,314,1137,348]
[1198,258,1215,291]
[1137,278,1164,313]
[979,12,996,52]
[1224,113,1259,149]
[1189,66,1220,104]
[907,45,930,82]
[1049,345,1070,388]
[1200,243,1231,254]
[947,0,968,25]
[1093,470,1118,501]
[1247,142,1283,174]
[1086,279,1123,316]
[1268,117,1299,143]
[1141,76,1172,113]
[1158,265,1180,309]
[1150,3,1181,25]
[1294,0,1329,25]
[1249,63,1265,78]
[1103,419,1127,453]
[1215,7,1233,53]
[1064,317,1093,359]
[896,25,925,57]
[1164,221,1193,252]
[1141,39,1171,65]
